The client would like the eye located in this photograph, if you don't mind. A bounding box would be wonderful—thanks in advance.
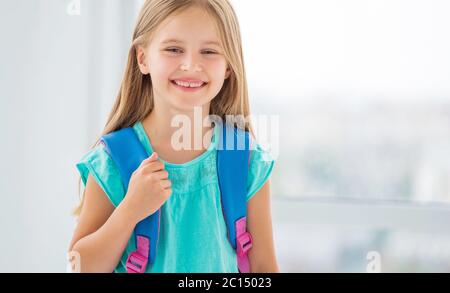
[164,48,218,55]
[165,48,182,54]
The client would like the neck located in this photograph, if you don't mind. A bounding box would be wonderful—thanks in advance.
[142,101,214,152]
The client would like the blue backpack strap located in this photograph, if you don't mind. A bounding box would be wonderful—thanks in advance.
[216,122,253,273]
[100,127,160,273]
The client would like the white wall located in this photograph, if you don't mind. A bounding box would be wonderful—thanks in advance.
[0,0,141,272]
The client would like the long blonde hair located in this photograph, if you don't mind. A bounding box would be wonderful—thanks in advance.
[74,0,252,216]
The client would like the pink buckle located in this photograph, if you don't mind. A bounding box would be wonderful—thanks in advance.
[126,252,148,273]
[236,232,253,257]
[126,235,150,273]
[235,217,252,273]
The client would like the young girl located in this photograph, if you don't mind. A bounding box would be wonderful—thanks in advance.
[69,0,278,273]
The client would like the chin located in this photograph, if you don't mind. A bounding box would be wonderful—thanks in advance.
[169,98,210,112]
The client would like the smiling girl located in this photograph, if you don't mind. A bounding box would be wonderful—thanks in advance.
[69,0,278,273]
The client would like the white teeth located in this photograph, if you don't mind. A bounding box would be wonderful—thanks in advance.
[173,80,204,88]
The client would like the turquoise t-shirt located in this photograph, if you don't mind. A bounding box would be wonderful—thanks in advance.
[76,121,275,273]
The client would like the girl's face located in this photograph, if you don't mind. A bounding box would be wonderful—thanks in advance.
[138,7,231,112]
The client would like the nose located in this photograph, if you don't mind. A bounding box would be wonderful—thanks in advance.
[180,52,202,72]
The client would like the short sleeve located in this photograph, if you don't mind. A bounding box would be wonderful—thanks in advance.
[246,142,276,201]
[76,145,126,207]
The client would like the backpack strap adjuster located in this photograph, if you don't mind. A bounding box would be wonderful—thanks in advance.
[236,232,253,257]
[235,217,252,272]
[126,252,148,273]
[126,235,149,273]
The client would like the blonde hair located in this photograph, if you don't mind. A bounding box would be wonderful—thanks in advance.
[73,0,252,216]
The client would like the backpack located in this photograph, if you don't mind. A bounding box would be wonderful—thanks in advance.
[100,122,253,273]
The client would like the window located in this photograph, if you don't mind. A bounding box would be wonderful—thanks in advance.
[232,0,450,272]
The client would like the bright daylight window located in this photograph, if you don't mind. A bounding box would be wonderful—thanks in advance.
[232,0,450,272]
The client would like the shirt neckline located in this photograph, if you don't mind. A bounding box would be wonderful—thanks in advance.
[133,121,218,169]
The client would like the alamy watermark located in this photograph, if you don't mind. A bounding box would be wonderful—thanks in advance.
[67,251,81,273]
[366,250,382,273]
[170,107,279,161]
[66,0,81,16]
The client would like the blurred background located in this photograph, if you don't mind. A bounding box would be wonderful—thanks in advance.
[0,0,449,272]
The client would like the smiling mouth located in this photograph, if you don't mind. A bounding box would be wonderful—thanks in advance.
[170,80,208,90]
[170,80,208,88]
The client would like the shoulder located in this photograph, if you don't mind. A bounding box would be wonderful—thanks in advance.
[76,143,126,207]
[247,137,276,201]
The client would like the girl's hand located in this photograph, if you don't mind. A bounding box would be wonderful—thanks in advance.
[122,152,172,223]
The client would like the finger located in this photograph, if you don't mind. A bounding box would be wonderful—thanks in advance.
[163,188,172,197]
[144,161,165,173]
[141,152,158,165]
[160,179,172,189]
[152,170,169,180]
[147,154,166,171]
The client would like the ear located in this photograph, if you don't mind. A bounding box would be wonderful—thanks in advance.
[224,67,231,80]
[136,45,150,75]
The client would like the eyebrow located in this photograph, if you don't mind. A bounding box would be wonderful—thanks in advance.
[161,39,221,46]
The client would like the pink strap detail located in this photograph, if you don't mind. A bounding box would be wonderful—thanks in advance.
[235,217,253,273]
[126,235,149,273]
